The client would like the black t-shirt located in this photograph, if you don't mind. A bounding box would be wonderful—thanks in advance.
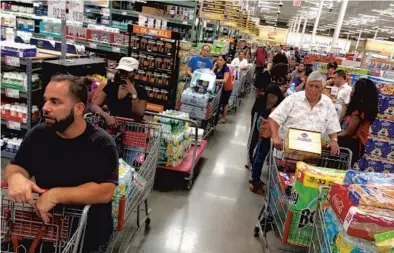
[11,123,119,252]
[103,80,148,118]
[254,70,271,90]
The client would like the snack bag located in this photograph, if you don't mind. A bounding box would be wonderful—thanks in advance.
[343,170,394,185]
[348,184,394,211]
[328,183,394,241]
[287,162,346,246]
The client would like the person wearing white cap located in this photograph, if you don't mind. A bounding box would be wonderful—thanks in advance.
[91,57,147,124]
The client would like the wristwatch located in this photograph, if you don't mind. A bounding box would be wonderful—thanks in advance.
[330,138,338,142]
[131,93,138,100]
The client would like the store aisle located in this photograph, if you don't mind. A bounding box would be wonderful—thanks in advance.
[131,94,264,253]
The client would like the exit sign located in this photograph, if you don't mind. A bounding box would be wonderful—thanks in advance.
[293,1,302,7]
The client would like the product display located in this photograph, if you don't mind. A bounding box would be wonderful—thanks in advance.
[354,76,394,172]
[328,183,394,241]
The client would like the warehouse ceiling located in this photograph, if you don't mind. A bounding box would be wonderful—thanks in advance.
[255,0,394,40]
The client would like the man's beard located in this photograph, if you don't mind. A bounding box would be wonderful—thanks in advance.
[44,109,75,132]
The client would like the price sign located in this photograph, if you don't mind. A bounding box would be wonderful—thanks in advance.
[7,121,21,131]
[112,47,121,53]
[133,172,147,191]
[5,56,20,67]
[5,89,20,99]
[69,0,84,22]
[293,0,302,7]
[48,1,67,20]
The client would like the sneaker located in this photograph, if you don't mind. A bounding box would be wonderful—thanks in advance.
[245,163,251,170]
[219,119,227,124]
[249,182,265,195]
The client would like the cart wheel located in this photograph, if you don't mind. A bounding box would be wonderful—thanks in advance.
[254,226,260,237]
[145,218,151,227]
[186,179,193,190]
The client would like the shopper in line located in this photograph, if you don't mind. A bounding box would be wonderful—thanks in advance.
[288,58,297,74]
[255,45,268,76]
[249,58,290,194]
[293,66,313,92]
[213,55,233,123]
[231,51,249,71]
[294,49,301,63]
[91,57,148,124]
[338,78,378,166]
[246,53,289,170]
[187,44,213,76]
[333,69,352,121]
[269,71,341,156]
[326,62,338,84]
[290,62,304,82]
[4,74,118,253]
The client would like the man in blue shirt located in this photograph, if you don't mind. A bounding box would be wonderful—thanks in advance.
[187,45,213,76]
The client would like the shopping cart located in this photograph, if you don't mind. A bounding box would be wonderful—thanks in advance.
[308,187,331,253]
[254,144,352,253]
[240,65,254,96]
[1,183,90,253]
[85,114,162,252]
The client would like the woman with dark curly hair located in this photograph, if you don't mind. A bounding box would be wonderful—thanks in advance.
[249,53,289,195]
[338,78,379,166]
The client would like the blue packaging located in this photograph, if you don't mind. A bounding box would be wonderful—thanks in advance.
[387,145,394,163]
[378,120,393,140]
[364,139,376,155]
[378,94,389,115]
[383,163,394,173]
[369,119,381,136]
[369,141,386,161]
[364,160,384,172]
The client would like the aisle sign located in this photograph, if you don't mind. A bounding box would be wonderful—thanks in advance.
[48,1,66,20]
[133,25,172,39]
[5,89,20,99]
[69,0,84,22]
[4,56,20,67]
[7,121,21,131]
[200,0,225,21]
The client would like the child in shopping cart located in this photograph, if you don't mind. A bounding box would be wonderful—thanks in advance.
[4,74,118,253]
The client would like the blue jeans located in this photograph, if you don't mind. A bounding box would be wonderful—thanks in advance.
[252,138,271,184]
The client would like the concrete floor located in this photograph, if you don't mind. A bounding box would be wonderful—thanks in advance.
[128,94,265,253]
[1,93,266,253]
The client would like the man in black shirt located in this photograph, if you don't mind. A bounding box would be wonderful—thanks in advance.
[4,74,118,252]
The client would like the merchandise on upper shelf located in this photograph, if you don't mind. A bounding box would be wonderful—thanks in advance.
[0,41,37,57]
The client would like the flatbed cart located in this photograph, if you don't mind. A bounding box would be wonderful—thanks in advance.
[144,111,207,190]
[254,144,352,253]
[1,183,90,253]
[85,114,162,252]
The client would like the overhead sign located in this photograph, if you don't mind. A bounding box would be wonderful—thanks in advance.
[48,1,67,20]
[293,1,302,7]
[200,0,225,21]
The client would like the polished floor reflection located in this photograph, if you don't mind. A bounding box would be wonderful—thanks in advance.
[130,94,264,253]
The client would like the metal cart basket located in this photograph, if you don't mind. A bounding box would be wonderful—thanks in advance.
[1,184,90,253]
[254,144,352,253]
[85,114,162,253]
[308,187,331,253]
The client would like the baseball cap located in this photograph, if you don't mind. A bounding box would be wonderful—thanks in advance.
[116,57,139,72]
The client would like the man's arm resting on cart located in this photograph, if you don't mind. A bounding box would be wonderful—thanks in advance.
[37,182,116,223]
[187,67,193,77]
[268,118,283,150]
[4,164,45,205]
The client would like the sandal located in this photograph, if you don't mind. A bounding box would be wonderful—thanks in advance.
[219,119,227,124]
